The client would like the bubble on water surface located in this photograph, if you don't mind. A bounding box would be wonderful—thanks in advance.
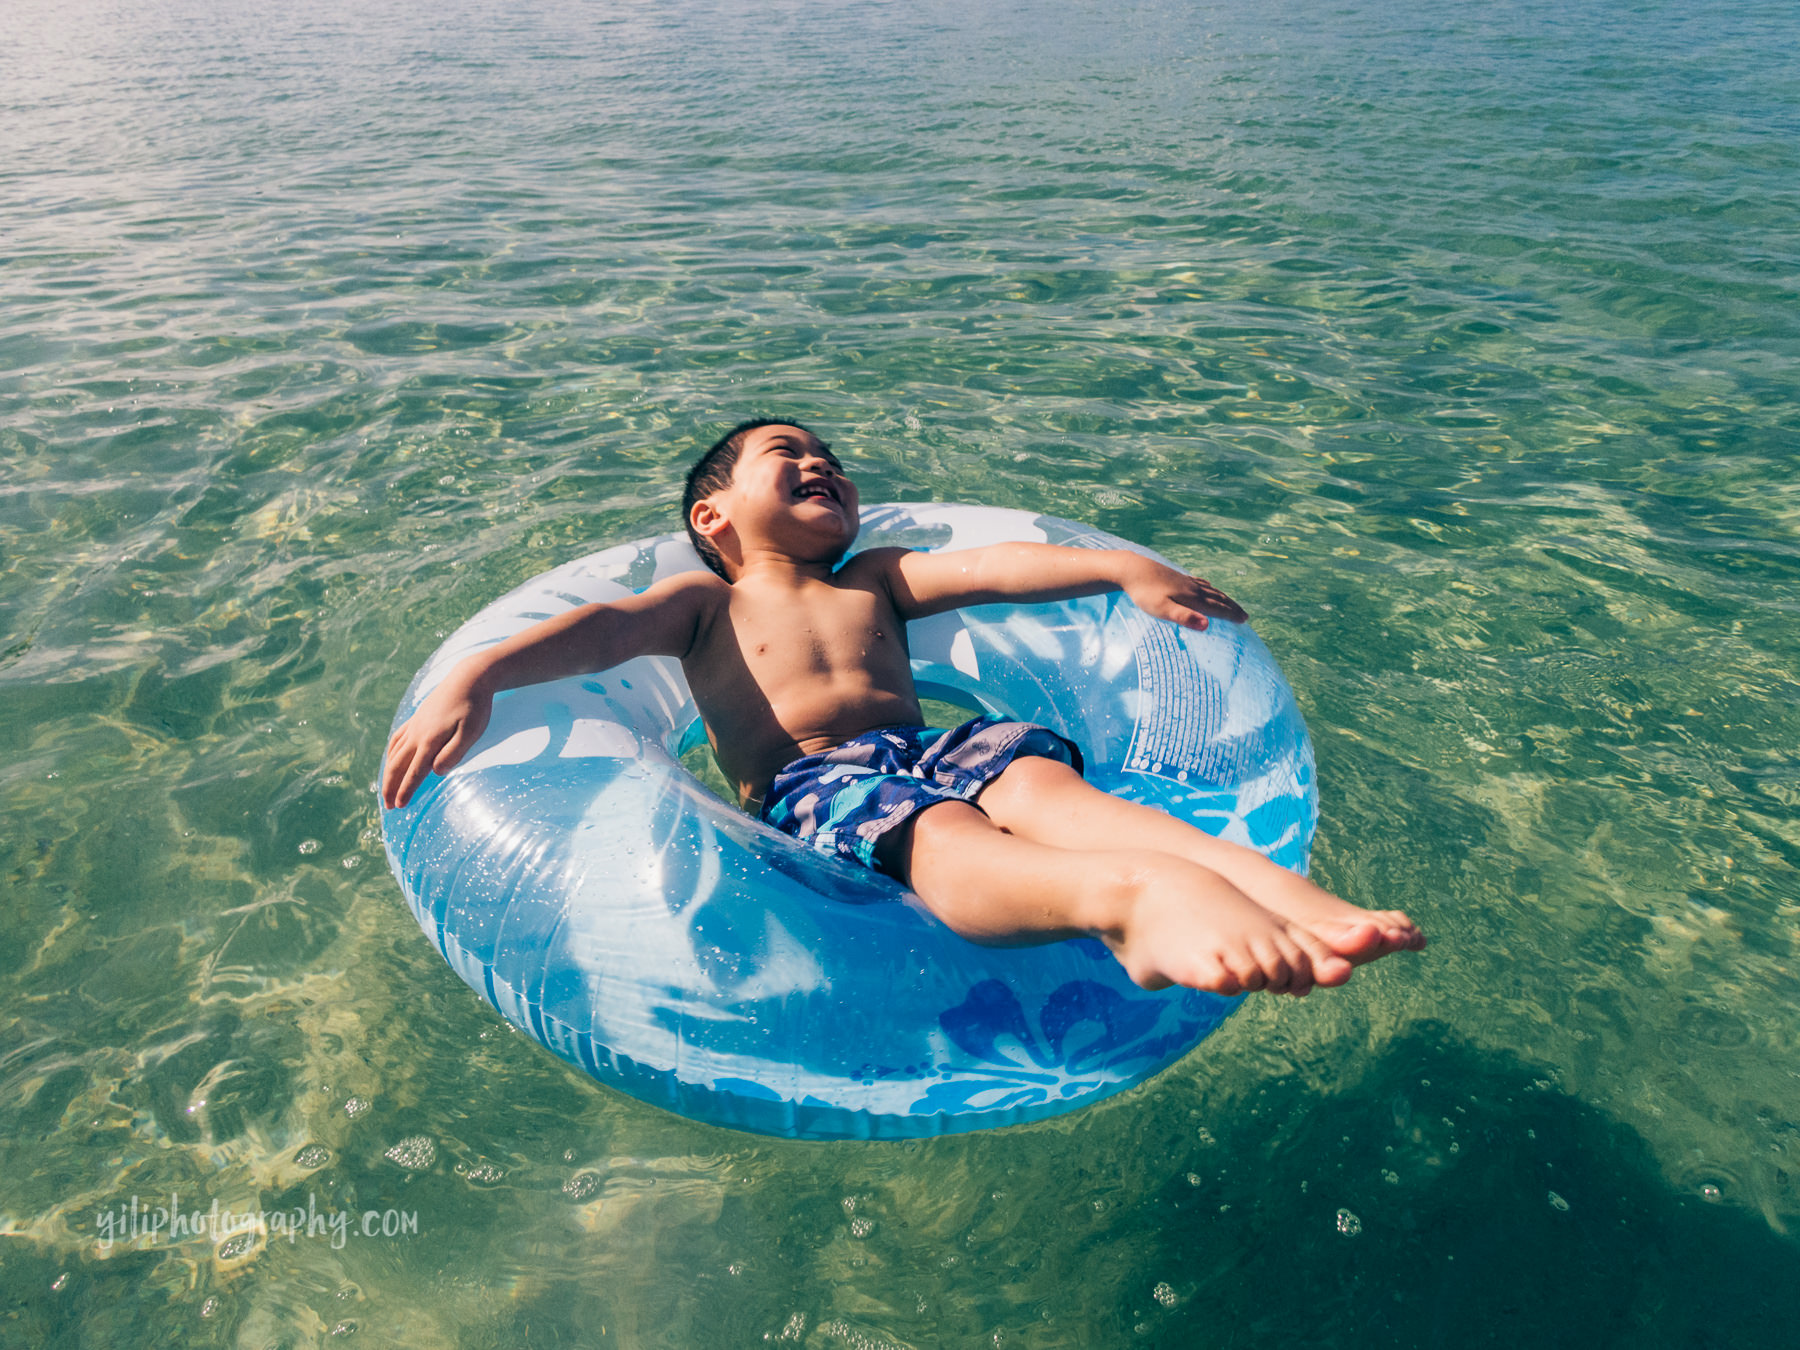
[341,854,362,869]
[1335,1208,1362,1236]
[563,1172,602,1201]
[217,1232,257,1260]
[850,1216,874,1238]
[295,1144,330,1169]
[200,1296,220,1318]
[1700,1183,1723,1202]
[1548,1191,1570,1211]
[298,839,321,855]
[1152,1282,1177,1307]
[384,1135,436,1170]
[343,1096,371,1119]
[767,1310,806,1341]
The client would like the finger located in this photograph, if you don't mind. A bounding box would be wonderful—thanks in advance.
[379,738,411,809]
[1179,585,1240,620]
[384,747,416,810]
[1189,581,1247,621]
[380,763,403,811]
[433,724,474,775]
[394,744,436,810]
[1170,606,1209,631]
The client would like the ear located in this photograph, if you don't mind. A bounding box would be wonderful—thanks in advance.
[690,496,731,542]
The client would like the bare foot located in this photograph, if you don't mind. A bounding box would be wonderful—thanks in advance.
[1101,859,1355,997]
[1299,912,1427,965]
[1229,867,1426,967]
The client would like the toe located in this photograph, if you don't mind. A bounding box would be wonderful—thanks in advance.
[1295,926,1354,987]
[1323,919,1386,964]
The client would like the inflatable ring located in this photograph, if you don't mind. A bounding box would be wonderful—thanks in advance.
[380,504,1317,1139]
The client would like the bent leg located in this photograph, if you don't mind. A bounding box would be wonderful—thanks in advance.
[973,757,1425,963]
[881,800,1353,996]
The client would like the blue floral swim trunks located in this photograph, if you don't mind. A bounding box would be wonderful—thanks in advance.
[759,715,1084,877]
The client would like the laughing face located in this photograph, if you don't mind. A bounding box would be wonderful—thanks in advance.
[691,423,861,573]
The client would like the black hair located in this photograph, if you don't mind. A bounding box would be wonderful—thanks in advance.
[682,417,827,579]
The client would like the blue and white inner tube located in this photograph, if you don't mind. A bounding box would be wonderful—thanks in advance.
[380,503,1317,1140]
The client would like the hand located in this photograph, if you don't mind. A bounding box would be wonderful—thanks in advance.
[380,671,493,809]
[1124,558,1247,631]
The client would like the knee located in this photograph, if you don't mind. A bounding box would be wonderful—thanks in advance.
[977,753,1083,814]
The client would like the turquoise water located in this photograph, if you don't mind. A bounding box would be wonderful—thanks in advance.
[4,0,1799,1342]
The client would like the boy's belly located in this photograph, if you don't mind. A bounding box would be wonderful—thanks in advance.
[697,679,927,812]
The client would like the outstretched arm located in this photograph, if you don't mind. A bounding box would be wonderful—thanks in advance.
[869,543,1246,630]
[380,572,722,809]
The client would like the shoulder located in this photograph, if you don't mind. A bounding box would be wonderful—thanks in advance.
[666,570,732,625]
[836,546,910,581]
[834,547,913,599]
[835,547,978,621]
[628,568,729,613]
[613,569,729,658]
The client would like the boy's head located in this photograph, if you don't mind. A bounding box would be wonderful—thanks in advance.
[684,418,857,580]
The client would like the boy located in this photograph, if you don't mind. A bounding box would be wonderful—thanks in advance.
[381,420,1423,996]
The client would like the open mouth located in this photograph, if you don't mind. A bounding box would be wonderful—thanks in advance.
[793,481,840,505]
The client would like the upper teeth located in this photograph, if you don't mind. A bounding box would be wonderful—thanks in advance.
[798,485,830,499]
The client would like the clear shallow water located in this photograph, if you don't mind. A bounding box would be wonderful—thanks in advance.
[3,0,1799,1343]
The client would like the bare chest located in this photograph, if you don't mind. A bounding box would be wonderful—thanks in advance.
[726,583,904,677]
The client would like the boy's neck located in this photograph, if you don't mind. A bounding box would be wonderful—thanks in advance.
[727,547,842,587]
